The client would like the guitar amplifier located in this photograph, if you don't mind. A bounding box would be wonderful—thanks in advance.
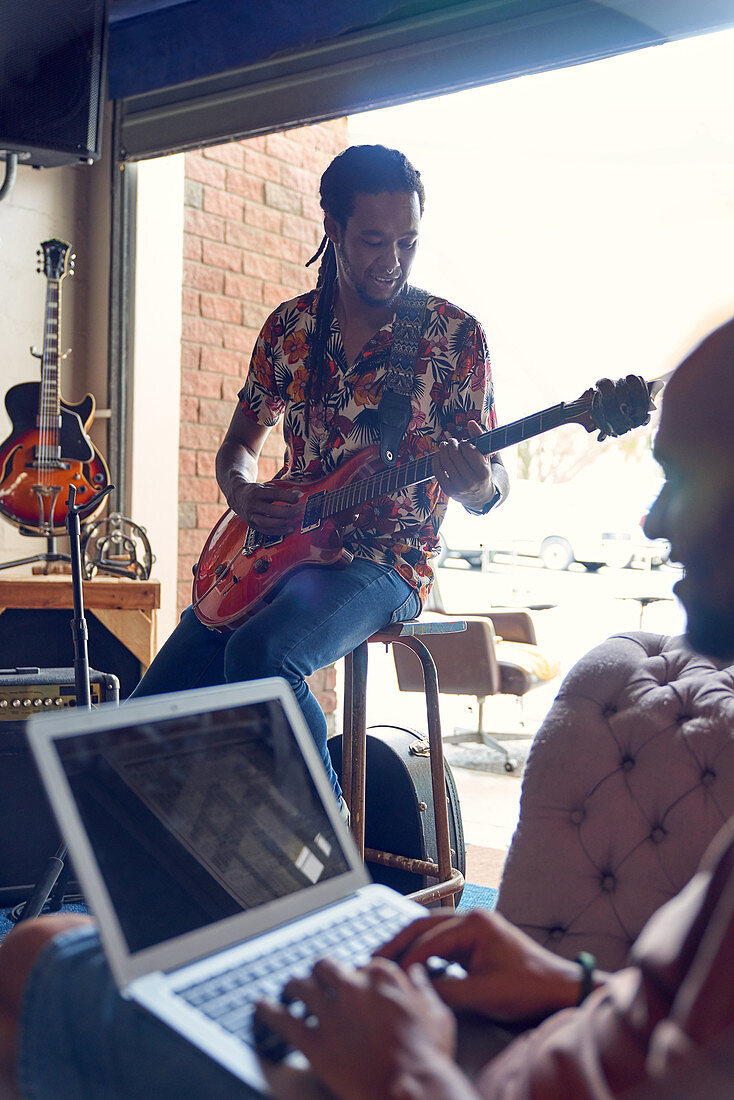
[0,666,119,716]
[0,667,119,903]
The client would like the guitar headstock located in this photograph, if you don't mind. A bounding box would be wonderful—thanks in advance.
[572,375,664,440]
[37,239,74,282]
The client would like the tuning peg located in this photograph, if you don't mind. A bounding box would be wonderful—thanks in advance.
[60,348,72,360]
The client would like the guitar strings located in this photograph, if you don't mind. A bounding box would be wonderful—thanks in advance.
[38,272,62,511]
[323,397,594,518]
[39,278,50,488]
[40,277,58,477]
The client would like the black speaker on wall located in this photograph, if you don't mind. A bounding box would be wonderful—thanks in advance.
[0,0,108,168]
[0,609,140,698]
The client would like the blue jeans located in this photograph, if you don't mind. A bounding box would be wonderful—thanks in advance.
[19,927,264,1099]
[131,559,420,798]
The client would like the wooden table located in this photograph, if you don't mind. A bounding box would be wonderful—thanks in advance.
[0,576,161,670]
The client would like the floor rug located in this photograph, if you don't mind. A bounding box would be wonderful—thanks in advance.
[457,882,498,911]
[0,902,88,940]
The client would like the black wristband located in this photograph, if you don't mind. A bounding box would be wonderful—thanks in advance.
[465,485,502,516]
[575,952,596,1005]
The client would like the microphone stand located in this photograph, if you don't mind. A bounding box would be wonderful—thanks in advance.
[13,482,114,923]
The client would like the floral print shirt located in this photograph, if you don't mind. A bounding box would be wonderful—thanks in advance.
[238,285,496,605]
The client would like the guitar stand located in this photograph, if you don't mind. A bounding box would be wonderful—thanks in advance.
[12,482,114,923]
[0,532,71,573]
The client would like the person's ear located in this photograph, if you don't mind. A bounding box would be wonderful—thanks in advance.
[324,213,341,247]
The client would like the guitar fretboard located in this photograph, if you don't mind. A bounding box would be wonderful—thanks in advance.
[320,398,591,517]
[38,278,62,458]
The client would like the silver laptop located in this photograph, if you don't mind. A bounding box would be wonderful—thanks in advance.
[26,679,425,1092]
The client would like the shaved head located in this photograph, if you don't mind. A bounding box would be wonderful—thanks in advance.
[645,318,734,660]
[656,318,734,465]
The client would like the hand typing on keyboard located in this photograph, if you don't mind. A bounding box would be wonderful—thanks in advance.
[377,908,584,1022]
[179,895,415,1056]
[252,1013,293,1064]
[254,980,314,1065]
[253,955,467,1100]
[253,955,465,1067]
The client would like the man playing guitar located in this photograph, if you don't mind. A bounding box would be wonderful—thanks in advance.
[133,144,507,807]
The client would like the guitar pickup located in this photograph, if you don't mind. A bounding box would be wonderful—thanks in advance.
[243,530,283,556]
[302,492,325,532]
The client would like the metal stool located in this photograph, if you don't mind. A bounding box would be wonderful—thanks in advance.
[341,619,466,909]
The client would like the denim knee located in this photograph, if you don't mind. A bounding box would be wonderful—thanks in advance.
[222,622,290,684]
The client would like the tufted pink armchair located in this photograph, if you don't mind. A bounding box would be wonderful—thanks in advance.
[495,631,734,971]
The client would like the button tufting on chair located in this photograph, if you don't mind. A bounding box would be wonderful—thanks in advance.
[496,631,734,971]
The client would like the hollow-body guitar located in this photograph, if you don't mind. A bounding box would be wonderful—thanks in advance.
[192,376,660,631]
[0,239,110,534]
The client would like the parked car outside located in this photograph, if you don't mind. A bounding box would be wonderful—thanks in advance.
[437,478,669,572]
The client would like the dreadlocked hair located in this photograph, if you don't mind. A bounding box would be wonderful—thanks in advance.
[302,145,425,431]
[303,236,337,430]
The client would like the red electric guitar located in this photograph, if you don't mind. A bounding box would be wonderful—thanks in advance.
[192,377,662,631]
[0,239,110,535]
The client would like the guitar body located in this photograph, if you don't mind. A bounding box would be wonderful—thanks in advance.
[0,384,110,533]
[193,447,384,631]
[4,381,95,456]
[0,240,111,535]
[193,377,661,632]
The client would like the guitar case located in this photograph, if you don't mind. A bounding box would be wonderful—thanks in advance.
[329,725,465,904]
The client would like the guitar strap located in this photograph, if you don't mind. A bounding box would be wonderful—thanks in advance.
[378,284,429,466]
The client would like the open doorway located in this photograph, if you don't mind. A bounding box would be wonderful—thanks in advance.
[134,27,734,887]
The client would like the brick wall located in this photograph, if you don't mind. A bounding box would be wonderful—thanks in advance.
[179,119,349,727]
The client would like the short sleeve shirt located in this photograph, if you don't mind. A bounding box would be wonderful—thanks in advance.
[238,285,496,606]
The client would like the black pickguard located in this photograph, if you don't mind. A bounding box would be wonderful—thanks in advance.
[4,381,95,462]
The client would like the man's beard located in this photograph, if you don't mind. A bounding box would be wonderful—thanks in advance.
[336,244,405,309]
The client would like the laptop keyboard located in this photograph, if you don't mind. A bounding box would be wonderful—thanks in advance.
[176,895,413,1045]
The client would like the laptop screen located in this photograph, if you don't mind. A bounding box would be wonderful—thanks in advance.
[52,697,350,954]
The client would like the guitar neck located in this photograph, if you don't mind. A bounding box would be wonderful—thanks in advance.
[322,396,591,517]
[39,278,62,444]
